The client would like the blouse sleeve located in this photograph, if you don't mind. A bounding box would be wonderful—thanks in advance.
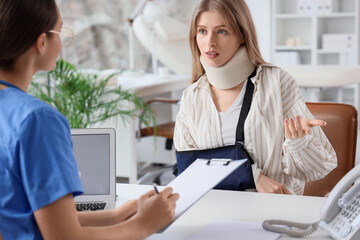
[173,91,198,151]
[280,70,337,182]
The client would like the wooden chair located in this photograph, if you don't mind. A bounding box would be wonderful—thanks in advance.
[303,102,358,197]
[137,98,179,146]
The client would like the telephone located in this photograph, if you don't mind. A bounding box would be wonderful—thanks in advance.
[263,163,360,239]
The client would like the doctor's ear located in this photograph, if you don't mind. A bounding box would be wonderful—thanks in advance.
[35,33,47,54]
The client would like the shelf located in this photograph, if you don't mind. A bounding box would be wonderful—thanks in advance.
[275,13,355,20]
[317,12,356,18]
[275,45,312,51]
[272,0,359,66]
[275,14,312,19]
[317,49,355,54]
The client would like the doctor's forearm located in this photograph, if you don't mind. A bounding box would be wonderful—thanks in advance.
[77,200,138,226]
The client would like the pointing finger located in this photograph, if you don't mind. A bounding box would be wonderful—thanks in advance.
[307,119,326,127]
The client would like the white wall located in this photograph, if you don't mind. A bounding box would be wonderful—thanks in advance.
[245,0,272,63]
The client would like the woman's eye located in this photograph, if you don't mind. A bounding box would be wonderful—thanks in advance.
[198,29,207,34]
[218,29,227,35]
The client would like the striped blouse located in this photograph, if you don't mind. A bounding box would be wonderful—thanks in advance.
[174,64,337,195]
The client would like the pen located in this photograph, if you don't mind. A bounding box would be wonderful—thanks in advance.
[153,183,159,194]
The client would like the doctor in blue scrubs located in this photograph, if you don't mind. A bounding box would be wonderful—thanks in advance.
[0,1,179,239]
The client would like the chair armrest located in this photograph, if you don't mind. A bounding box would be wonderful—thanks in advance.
[137,98,180,138]
[145,98,180,105]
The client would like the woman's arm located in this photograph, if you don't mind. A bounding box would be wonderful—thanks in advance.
[34,188,179,240]
[256,68,336,194]
[281,101,337,182]
[278,70,337,182]
[173,93,197,151]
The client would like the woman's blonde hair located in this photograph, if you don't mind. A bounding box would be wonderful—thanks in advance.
[189,0,266,83]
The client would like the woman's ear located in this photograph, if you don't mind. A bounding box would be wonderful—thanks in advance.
[239,35,245,45]
[35,33,47,55]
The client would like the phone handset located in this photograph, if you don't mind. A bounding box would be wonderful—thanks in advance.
[320,164,360,223]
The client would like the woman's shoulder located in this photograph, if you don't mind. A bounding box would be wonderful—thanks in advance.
[258,64,288,75]
[179,75,211,109]
[257,64,295,83]
[182,75,209,96]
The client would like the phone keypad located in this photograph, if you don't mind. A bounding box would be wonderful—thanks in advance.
[328,193,360,239]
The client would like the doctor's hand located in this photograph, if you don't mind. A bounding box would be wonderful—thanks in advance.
[134,187,179,235]
[114,199,138,222]
[284,115,326,140]
[256,173,291,194]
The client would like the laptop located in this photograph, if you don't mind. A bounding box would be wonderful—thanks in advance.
[71,128,116,211]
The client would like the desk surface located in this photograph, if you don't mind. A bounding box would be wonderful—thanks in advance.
[116,184,331,240]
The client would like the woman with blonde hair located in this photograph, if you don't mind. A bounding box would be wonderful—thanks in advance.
[174,0,337,195]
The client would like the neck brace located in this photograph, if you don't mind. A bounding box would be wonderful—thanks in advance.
[200,46,255,89]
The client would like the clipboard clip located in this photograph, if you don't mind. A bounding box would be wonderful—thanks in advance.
[206,159,232,166]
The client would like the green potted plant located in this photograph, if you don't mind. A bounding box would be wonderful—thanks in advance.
[30,59,155,129]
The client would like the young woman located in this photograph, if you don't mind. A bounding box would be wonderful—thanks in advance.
[174,0,337,195]
[0,0,179,239]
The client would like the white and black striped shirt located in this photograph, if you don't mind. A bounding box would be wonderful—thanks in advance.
[174,64,337,195]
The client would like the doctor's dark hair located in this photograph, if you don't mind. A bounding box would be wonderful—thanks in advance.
[0,0,58,71]
[189,0,266,83]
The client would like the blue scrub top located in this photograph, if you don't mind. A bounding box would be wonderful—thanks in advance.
[0,86,83,240]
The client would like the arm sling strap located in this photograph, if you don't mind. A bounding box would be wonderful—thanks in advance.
[175,68,257,191]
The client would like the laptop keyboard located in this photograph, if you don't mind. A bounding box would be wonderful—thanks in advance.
[75,202,106,211]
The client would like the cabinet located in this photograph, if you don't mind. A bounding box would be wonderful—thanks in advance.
[272,0,360,65]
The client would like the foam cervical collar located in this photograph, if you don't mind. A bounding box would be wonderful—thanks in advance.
[200,46,255,89]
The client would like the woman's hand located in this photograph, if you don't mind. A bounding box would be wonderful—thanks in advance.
[256,173,291,194]
[284,115,326,140]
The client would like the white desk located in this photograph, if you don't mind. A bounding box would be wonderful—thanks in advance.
[116,183,331,240]
[111,74,190,183]
[116,74,190,97]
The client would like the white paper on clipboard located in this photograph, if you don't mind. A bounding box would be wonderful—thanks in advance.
[159,158,247,232]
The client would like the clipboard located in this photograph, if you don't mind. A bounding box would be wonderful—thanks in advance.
[159,158,247,232]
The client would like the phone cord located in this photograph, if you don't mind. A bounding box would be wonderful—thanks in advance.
[262,219,320,238]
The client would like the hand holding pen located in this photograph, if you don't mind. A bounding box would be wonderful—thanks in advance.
[134,184,179,233]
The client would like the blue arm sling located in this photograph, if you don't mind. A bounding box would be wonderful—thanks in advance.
[175,69,257,191]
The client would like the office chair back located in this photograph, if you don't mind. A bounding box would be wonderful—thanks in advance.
[303,102,358,197]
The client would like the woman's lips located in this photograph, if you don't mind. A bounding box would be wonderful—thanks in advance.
[206,51,219,59]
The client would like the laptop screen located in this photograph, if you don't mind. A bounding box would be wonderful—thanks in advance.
[72,133,110,196]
